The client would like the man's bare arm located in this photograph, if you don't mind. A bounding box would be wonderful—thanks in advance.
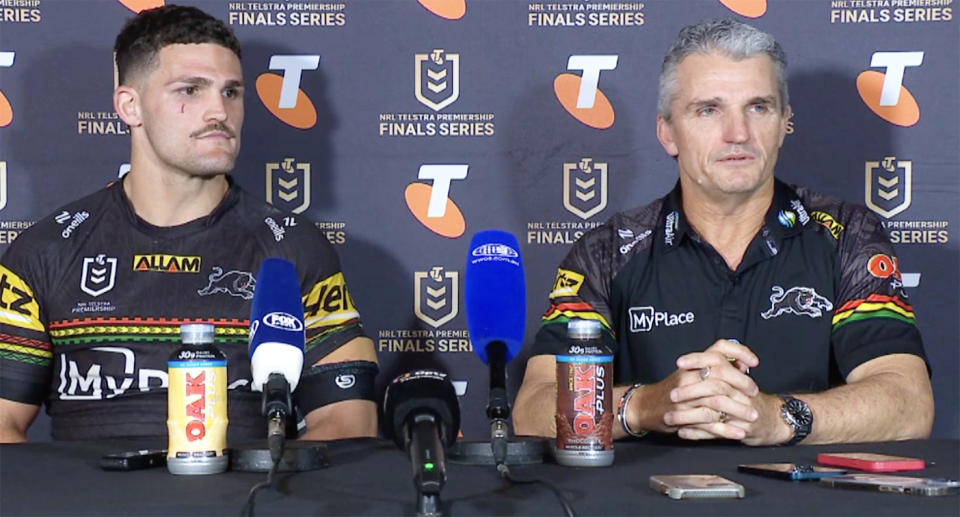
[0,399,39,443]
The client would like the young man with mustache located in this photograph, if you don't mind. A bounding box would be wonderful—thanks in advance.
[0,5,378,443]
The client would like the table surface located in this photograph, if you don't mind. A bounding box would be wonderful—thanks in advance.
[1,436,957,516]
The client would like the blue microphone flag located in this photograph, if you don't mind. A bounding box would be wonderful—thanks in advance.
[249,258,305,391]
[464,229,525,365]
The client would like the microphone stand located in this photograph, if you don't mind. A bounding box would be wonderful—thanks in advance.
[448,341,547,467]
[486,341,510,468]
[262,373,292,463]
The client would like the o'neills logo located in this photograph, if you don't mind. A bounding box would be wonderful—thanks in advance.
[865,156,911,219]
[133,254,201,274]
[263,311,304,332]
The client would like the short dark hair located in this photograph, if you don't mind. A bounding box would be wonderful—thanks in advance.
[114,5,241,85]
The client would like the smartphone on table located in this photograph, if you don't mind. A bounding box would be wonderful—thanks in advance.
[820,473,959,496]
[100,449,167,471]
[738,463,847,480]
[650,474,745,499]
[817,452,924,472]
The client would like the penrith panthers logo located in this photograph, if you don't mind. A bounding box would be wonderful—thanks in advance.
[197,267,256,300]
[760,286,833,320]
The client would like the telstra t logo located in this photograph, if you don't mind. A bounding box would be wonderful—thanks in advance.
[257,55,320,129]
[116,0,164,13]
[418,0,466,20]
[0,52,14,127]
[405,165,468,238]
[857,52,924,127]
[554,55,618,129]
[718,0,767,18]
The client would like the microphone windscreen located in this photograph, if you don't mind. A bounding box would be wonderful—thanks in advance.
[383,369,461,450]
[464,230,525,364]
[248,258,305,391]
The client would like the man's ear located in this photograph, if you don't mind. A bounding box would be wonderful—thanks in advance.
[114,85,142,128]
[778,104,793,147]
[656,115,679,157]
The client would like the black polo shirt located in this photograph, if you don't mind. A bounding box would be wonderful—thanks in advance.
[529,179,926,394]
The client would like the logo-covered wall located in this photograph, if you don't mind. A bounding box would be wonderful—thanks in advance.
[1,0,956,439]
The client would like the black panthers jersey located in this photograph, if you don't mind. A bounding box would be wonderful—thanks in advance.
[0,180,366,440]
[529,179,926,393]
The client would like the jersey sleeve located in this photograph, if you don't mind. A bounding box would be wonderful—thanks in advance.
[830,207,927,378]
[0,242,54,405]
[290,225,367,366]
[528,225,618,357]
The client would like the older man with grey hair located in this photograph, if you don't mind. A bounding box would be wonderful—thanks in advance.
[513,19,932,446]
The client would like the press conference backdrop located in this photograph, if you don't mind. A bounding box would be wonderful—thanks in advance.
[0,0,956,440]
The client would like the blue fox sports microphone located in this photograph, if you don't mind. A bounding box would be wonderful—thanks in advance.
[248,258,305,462]
[383,370,460,517]
[464,230,526,467]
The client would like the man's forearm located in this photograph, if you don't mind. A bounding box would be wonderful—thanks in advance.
[512,382,557,437]
[794,367,933,445]
[301,400,377,440]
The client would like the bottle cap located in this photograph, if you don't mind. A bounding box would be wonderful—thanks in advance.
[567,319,602,339]
[180,323,216,345]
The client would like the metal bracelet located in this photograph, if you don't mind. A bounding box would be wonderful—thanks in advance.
[617,382,648,438]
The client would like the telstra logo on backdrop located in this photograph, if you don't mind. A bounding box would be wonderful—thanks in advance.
[718,0,767,18]
[117,0,164,13]
[405,165,468,238]
[257,55,320,129]
[857,51,923,127]
[418,0,466,20]
[0,52,15,128]
[554,55,617,129]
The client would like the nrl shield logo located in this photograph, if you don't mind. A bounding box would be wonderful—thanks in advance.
[415,49,460,112]
[563,158,607,220]
[80,254,117,297]
[414,266,459,328]
[865,156,911,219]
[266,158,311,214]
[0,161,7,212]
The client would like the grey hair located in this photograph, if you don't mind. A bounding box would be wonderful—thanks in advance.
[658,19,789,121]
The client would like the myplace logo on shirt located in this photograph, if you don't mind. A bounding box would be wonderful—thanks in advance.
[628,306,695,333]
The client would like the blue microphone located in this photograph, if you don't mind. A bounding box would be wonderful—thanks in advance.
[248,258,305,460]
[464,230,526,466]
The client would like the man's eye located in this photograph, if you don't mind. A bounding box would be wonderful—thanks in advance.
[181,86,198,95]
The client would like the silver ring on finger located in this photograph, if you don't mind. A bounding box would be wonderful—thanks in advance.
[698,366,711,381]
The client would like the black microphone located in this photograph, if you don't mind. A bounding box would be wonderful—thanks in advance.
[383,370,461,517]
[464,230,527,466]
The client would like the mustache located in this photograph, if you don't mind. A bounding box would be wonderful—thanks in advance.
[713,146,758,160]
[190,122,236,139]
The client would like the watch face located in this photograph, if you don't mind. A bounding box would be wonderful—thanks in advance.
[787,399,813,426]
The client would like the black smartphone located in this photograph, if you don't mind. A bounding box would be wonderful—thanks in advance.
[100,449,167,471]
[738,463,847,481]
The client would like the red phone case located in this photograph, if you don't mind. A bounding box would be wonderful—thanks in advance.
[817,452,925,472]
